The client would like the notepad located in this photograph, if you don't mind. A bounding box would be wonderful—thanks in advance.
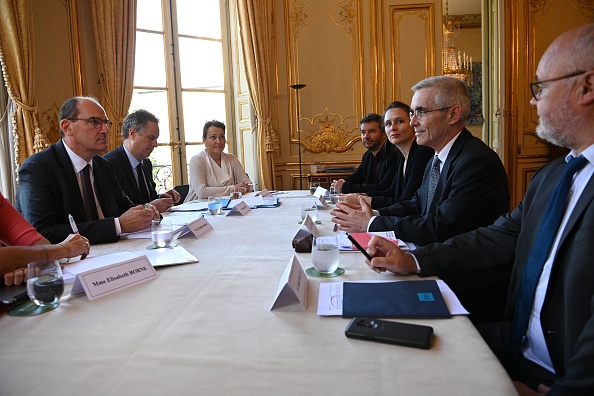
[342,280,451,319]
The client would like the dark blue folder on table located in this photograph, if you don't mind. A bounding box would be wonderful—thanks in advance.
[342,280,451,319]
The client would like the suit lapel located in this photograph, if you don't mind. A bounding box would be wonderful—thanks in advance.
[118,146,143,200]
[427,129,470,210]
[55,140,87,220]
[559,170,594,245]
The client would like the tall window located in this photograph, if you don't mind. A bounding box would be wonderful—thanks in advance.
[131,0,233,192]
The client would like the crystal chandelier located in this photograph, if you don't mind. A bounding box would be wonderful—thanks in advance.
[442,0,473,86]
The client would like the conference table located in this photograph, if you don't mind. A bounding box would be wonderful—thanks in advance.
[0,191,516,395]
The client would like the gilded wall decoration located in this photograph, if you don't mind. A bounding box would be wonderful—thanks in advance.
[574,0,594,21]
[330,0,356,36]
[289,0,316,40]
[40,103,61,143]
[530,0,552,22]
[300,108,359,153]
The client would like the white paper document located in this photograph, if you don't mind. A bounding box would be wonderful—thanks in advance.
[316,280,469,316]
[337,231,408,251]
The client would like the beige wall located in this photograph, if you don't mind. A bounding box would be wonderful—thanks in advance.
[274,0,447,189]
[32,0,99,145]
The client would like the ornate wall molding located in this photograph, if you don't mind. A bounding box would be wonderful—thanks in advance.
[300,108,358,153]
[330,0,356,37]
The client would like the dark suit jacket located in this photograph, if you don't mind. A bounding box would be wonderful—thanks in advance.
[103,145,158,205]
[341,141,399,193]
[414,156,594,394]
[367,141,434,208]
[371,129,510,246]
[16,139,134,245]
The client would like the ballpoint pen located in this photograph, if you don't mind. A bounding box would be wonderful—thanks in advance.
[68,214,79,234]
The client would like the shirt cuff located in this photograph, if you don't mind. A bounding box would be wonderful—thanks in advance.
[409,253,421,273]
[114,217,122,236]
[367,215,377,231]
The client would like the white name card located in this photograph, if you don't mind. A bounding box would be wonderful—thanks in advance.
[270,255,308,310]
[314,186,327,199]
[258,189,274,198]
[226,201,251,216]
[302,214,321,237]
[71,253,158,301]
[317,194,330,210]
[178,216,213,239]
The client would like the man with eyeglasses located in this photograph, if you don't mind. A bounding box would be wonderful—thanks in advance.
[331,113,399,194]
[104,109,181,212]
[331,75,510,324]
[17,96,158,245]
[362,24,594,394]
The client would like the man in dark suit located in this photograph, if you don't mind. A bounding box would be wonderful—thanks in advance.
[16,97,158,245]
[103,109,180,213]
[364,23,594,395]
[332,113,399,194]
[331,76,510,246]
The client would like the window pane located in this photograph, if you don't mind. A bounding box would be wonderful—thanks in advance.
[134,32,167,87]
[177,0,221,38]
[137,0,163,31]
[178,38,224,89]
[182,91,226,142]
[149,146,173,193]
[129,89,171,144]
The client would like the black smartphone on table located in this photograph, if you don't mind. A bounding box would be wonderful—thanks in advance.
[345,317,433,349]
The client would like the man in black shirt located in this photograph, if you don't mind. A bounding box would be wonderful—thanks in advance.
[332,113,398,193]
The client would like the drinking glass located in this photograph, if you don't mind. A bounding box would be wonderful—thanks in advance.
[208,196,223,215]
[151,218,174,248]
[301,200,318,222]
[230,186,242,200]
[329,186,339,204]
[8,260,64,316]
[312,236,340,274]
[309,181,319,195]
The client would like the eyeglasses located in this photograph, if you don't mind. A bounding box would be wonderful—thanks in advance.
[529,70,587,101]
[409,106,453,120]
[67,117,113,130]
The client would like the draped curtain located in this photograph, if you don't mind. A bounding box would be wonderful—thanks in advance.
[0,0,49,173]
[90,0,136,150]
[236,0,279,190]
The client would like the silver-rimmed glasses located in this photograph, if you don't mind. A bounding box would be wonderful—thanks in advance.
[409,106,453,120]
[67,117,113,130]
[529,70,587,101]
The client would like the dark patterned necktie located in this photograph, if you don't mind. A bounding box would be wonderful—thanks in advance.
[136,162,150,203]
[507,155,589,367]
[81,164,99,221]
[426,156,441,210]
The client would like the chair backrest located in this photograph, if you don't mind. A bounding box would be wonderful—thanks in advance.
[174,184,189,203]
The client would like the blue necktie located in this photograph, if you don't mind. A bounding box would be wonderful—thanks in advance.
[426,156,441,211]
[508,156,589,367]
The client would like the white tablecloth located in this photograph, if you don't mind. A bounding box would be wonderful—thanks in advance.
[0,191,515,395]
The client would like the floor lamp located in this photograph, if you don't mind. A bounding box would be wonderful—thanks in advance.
[290,83,306,190]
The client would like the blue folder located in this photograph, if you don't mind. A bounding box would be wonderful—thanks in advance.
[342,280,451,319]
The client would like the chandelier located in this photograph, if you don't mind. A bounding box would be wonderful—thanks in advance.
[442,0,472,86]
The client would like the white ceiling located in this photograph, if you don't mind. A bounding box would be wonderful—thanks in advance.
[445,0,482,15]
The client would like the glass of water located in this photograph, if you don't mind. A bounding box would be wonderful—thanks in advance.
[208,195,223,215]
[309,181,319,195]
[301,200,318,222]
[312,236,340,274]
[329,186,340,204]
[151,218,174,248]
[8,260,65,316]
